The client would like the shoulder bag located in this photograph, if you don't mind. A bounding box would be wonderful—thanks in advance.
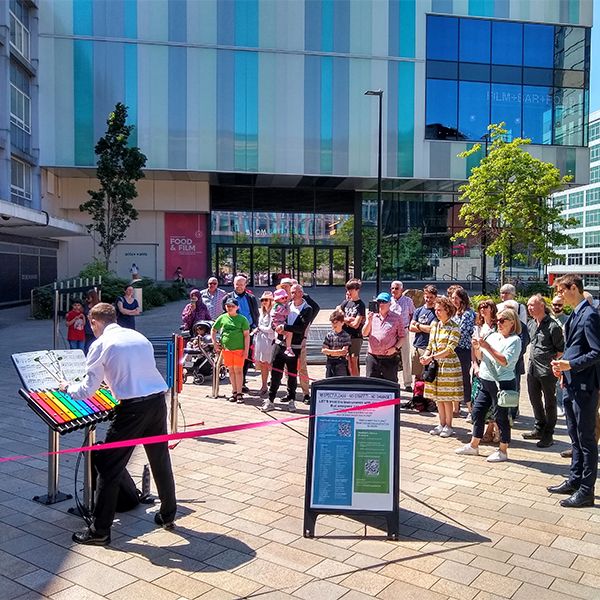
[422,323,439,383]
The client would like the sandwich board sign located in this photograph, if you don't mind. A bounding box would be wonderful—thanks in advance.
[303,376,400,539]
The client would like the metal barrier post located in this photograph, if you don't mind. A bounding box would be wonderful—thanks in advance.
[210,351,224,398]
[170,333,183,434]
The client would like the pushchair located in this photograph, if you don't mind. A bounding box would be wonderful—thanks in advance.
[182,321,227,385]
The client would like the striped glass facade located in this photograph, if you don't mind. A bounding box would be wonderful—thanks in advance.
[30,0,593,285]
[38,0,591,182]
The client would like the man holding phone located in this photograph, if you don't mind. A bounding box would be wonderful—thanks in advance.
[362,292,404,382]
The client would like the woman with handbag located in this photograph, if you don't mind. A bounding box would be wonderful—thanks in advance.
[456,308,522,462]
[420,296,463,438]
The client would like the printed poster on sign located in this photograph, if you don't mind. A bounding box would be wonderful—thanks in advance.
[310,389,395,511]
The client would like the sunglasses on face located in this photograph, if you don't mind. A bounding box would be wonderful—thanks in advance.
[497,317,511,324]
[260,299,271,303]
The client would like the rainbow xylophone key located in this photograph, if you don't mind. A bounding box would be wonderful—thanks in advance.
[19,388,120,434]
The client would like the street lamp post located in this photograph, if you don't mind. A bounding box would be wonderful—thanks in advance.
[365,89,383,294]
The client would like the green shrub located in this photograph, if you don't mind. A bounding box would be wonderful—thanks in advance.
[31,285,54,319]
[142,286,167,308]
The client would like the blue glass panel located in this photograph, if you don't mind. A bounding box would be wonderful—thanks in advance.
[492,21,522,66]
[524,24,554,67]
[458,81,489,141]
[425,79,458,139]
[522,85,553,144]
[491,65,522,84]
[491,83,522,140]
[427,60,458,79]
[459,18,490,63]
[426,15,458,61]
[523,67,554,86]
[459,62,490,82]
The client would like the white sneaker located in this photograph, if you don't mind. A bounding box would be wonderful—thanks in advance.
[288,401,296,413]
[439,426,454,438]
[557,406,565,417]
[487,450,508,463]
[261,400,275,412]
[429,425,443,436]
[455,443,479,456]
[465,413,473,424]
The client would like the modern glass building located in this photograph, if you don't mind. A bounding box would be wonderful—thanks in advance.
[0,0,593,301]
[548,109,600,291]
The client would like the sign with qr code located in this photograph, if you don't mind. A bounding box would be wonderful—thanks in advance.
[309,387,396,511]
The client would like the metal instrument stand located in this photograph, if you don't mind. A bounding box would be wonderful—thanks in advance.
[32,429,72,505]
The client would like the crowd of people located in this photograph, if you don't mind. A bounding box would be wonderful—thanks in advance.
[199,273,599,508]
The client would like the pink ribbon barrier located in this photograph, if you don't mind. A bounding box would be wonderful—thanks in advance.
[0,397,401,465]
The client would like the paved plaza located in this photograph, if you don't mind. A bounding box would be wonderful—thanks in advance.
[1,295,600,600]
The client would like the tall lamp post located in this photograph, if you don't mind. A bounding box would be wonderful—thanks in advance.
[365,89,383,294]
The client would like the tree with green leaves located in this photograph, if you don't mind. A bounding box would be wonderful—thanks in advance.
[454,123,577,285]
[80,103,147,268]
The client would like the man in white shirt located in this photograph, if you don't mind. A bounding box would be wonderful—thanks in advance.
[60,303,177,545]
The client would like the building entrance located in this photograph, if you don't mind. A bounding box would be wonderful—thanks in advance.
[215,244,350,287]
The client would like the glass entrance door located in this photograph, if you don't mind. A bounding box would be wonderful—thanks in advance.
[216,244,350,286]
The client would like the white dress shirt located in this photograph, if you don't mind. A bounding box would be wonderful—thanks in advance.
[68,323,168,400]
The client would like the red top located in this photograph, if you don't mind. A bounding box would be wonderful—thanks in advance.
[66,310,86,341]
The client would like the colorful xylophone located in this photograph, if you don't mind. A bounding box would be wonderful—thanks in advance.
[18,388,120,435]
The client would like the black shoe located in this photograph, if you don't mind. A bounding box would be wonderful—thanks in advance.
[280,396,293,403]
[547,480,579,495]
[154,512,175,530]
[72,528,110,546]
[242,385,250,393]
[522,430,543,440]
[561,448,573,458]
[560,490,595,508]
[536,437,554,448]
[405,385,413,393]
[303,395,310,405]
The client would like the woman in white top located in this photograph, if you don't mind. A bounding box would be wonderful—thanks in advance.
[253,291,276,396]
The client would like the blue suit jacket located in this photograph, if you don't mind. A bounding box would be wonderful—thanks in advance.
[563,302,600,392]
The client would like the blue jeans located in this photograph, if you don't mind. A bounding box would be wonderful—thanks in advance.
[68,340,85,350]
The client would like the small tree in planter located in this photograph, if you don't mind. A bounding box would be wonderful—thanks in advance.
[80,103,147,268]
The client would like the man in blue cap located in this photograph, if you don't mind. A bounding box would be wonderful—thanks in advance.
[362,292,405,382]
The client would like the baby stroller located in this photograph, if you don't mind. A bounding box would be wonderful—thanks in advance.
[182,321,227,385]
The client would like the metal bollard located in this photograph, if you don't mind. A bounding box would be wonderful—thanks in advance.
[210,351,224,398]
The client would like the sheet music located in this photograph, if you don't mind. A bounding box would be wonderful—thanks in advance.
[12,350,87,390]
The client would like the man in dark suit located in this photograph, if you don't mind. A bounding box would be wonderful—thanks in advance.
[548,274,600,508]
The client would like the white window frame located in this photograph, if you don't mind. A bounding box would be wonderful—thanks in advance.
[9,10,30,61]
[10,83,31,134]
[11,157,32,202]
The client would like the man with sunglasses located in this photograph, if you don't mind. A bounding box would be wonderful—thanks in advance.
[200,277,227,320]
[390,281,415,391]
[523,295,564,448]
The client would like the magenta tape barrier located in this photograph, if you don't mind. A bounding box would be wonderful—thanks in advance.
[0,397,401,465]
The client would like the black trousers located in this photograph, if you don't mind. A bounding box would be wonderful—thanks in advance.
[93,393,177,534]
[243,333,254,382]
[564,386,599,495]
[455,347,472,404]
[326,357,349,378]
[365,354,399,383]
[526,371,557,436]
[269,345,301,400]
[472,378,513,444]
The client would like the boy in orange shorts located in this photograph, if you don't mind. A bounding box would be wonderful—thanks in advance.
[211,298,250,403]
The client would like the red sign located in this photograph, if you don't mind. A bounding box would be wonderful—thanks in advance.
[164,213,208,281]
